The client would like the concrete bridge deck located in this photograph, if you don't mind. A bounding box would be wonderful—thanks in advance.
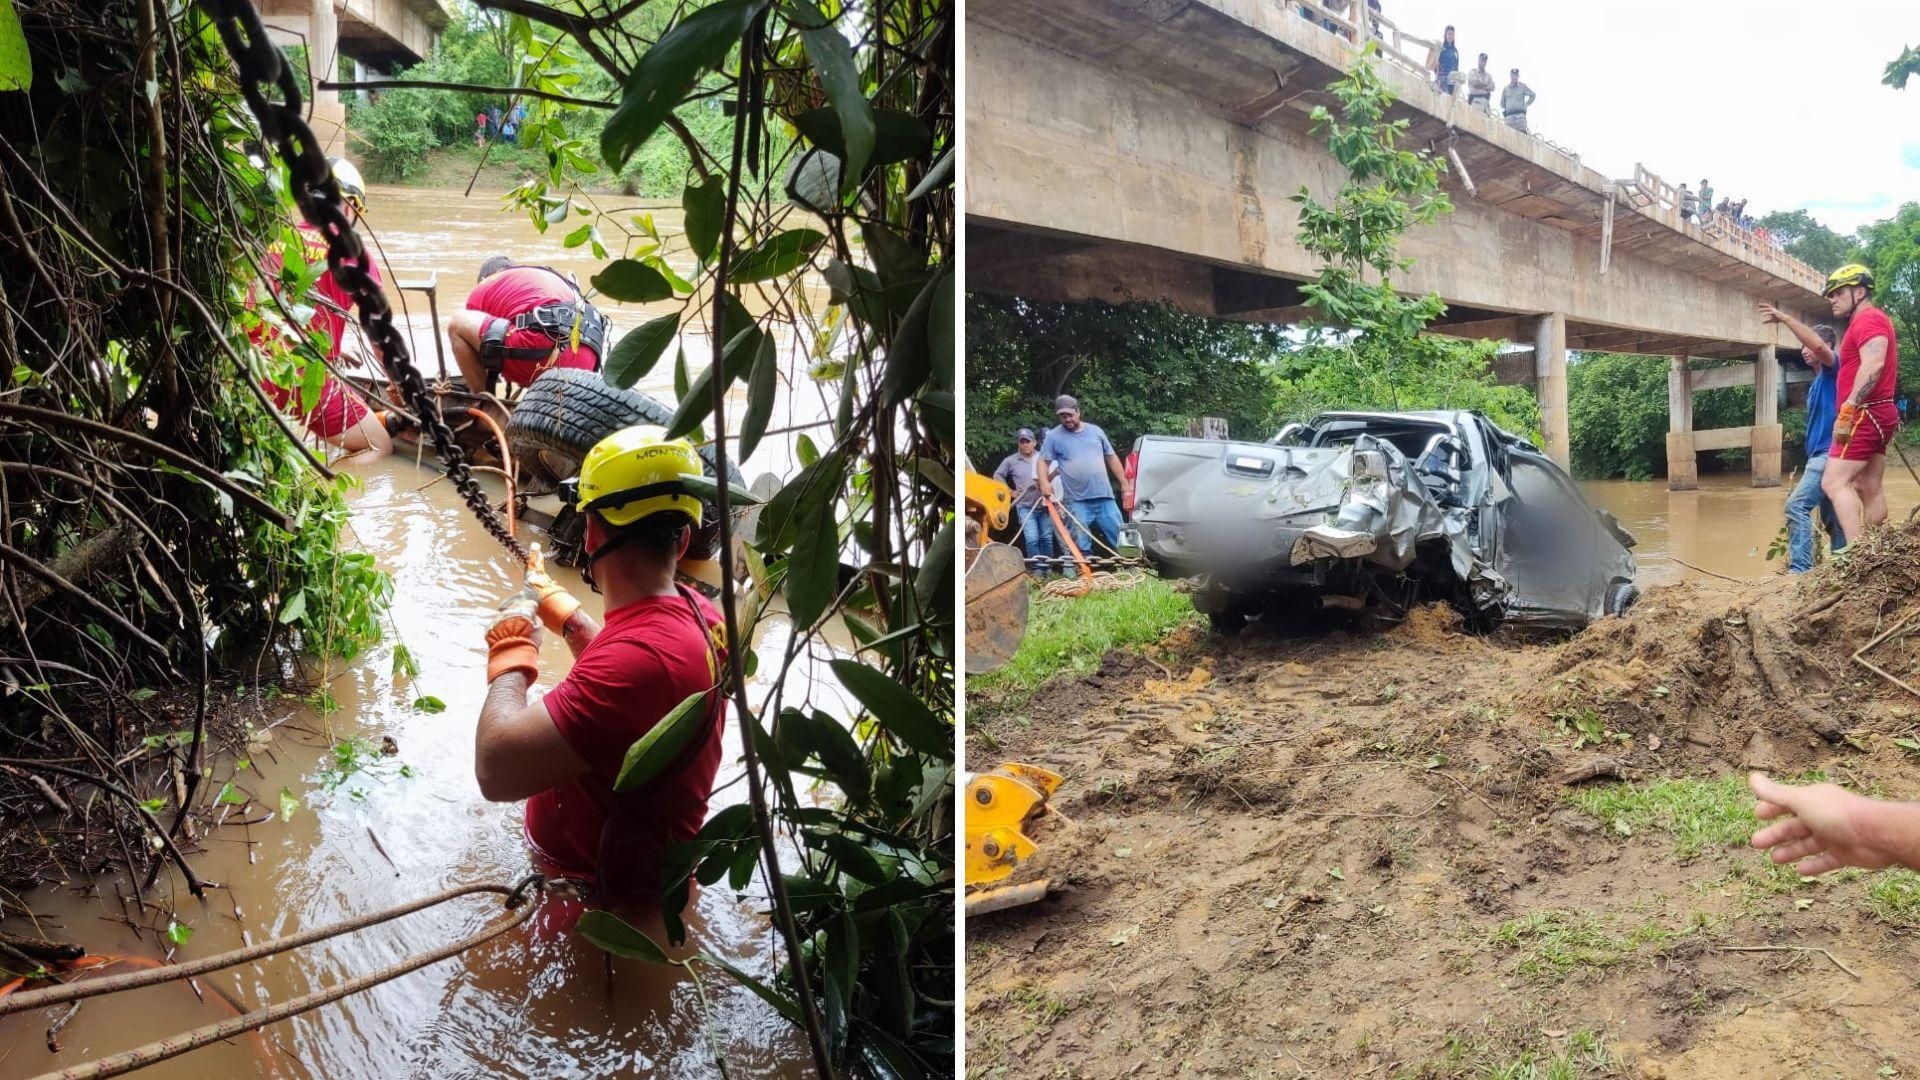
[966,0,1832,481]
[262,0,449,151]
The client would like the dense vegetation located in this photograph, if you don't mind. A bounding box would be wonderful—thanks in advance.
[347,0,747,194]
[0,1,391,895]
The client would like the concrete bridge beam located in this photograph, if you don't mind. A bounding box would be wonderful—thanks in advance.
[1667,355,1697,491]
[1752,343,1782,488]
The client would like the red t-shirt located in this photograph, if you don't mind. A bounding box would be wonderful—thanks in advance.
[253,223,377,362]
[528,590,726,902]
[466,265,601,371]
[1839,305,1899,404]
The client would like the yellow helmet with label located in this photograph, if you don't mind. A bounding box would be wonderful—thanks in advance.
[328,157,367,215]
[1824,263,1874,296]
[573,425,704,528]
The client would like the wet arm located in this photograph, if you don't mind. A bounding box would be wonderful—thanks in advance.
[474,674,590,802]
[557,610,600,657]
[1847,337,1889,406]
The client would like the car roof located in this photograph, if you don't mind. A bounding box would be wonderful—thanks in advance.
[1312,409,1473,425]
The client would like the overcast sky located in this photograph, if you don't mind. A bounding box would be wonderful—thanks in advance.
[1379,0,1916,234]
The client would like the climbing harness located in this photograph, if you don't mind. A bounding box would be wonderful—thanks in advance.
[202,0,527,564]
[2,876,544,1080]
[479,300,611,366]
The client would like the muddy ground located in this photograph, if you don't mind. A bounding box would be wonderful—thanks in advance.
[966,526,1920,1079]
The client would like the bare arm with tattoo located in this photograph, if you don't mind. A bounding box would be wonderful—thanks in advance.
[473,671,590,802]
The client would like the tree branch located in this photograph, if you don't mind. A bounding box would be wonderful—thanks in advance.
[319,79,614,110]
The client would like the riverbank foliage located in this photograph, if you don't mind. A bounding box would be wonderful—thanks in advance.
[348,0,748,196]
[440,0,954,1073]
[0,2,389,895]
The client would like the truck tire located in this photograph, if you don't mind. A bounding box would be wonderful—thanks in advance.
[1604,580,1639,617]
[505,368,741,560]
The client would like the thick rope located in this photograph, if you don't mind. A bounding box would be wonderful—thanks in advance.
[0,879,532,1016]
[27,885,540,1080]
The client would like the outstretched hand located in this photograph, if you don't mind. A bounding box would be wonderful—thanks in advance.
[1756,301,1786,325]
[1748,772,1902,876]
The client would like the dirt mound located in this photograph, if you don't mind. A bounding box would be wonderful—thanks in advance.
[1526,521,1920,781]
[1387,601,1467,645]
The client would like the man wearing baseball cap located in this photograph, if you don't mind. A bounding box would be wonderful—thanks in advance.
[1034,395,1130,556]
[992,427,1054,577]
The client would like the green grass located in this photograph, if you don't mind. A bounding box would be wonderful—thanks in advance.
[1396,1030,1614,1080]
[969,576,1198,701]
[1569,772,1824,861]
[1867,869,1920,928]
[1488,911,1694,983]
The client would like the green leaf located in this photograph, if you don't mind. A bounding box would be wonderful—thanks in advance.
[578,909,671,963]
[278,787,300,822]
[786,507,839,632]
[757,453,846,555]
[164,919,192,947]
[602,0,770,168]
[665,319,763,440]
[793,6,875,186]
[882,265,946,405]
[216,782,247,806]
[390,644,419,680]
[830,659,951,761]
[675,472,763,507]
[792,108,931,172]
[590,259,674,304]
[819,832,888,885]
[907,146,953,201]
[927,264,953,392]
[413,695,446,714]
[805,708,870,803]
[277,590,308,625]
[139,797,166,813]
[613,690,712,792]
[683,177,725,263]
[0,0,32,91]
[731,229,826,284]
[603,312,680,389]
[738,333,778,466]
[563,223,593,249]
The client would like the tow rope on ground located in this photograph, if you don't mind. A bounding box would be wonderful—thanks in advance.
[3,876,544,1080]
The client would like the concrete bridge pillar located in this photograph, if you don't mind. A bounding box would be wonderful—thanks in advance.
[1666,354,1697,491]
[306,0,347,154]
[1751,343,1782,487]
[1534,312,1569,467]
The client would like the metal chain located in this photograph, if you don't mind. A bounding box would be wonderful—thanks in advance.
[201,0,527,563]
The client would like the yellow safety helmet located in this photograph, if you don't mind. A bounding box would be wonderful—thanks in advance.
[328,156,367,215]
[572,425,705,528]
[1824,262,1873,296]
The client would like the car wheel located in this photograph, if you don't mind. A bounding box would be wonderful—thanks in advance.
[505,368,741,561]
[1207,607,1249,635]
[1604,580,1639,617]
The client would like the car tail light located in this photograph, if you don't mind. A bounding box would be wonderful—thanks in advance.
[1123,450,1139,513]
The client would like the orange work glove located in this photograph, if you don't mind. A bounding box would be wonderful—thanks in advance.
[1833,402,1862,449]
[524,548,581,634]
[485,595,542,684]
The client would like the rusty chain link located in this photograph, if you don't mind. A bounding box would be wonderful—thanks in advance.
[202,0,527,563]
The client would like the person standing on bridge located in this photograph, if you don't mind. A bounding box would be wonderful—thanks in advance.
[1697,179,1714,226]
[1820,264,1901,541]
[447,255,609,395]
[475,426,727,909]
[1678,184,1696,223]
[1759,305,1847,571]
[1501,69,1535,133]
[1432,26,1459,94]
[1035,395,1131,558]
[994,428,1056,578]
[1467,53,1495,112]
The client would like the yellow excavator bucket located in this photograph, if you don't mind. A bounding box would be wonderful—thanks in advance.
[964,763,1064,915]
[964,469,1013,533]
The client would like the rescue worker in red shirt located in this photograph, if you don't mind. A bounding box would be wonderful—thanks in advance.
[256,157,392,456]
[447,254,608,395]
[1819,263,1901,541]
[475,426,727,907]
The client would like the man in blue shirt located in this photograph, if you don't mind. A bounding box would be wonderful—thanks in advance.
[992,428,1055,577]
[1761,303,1847,571]
[1035,395,1131,558]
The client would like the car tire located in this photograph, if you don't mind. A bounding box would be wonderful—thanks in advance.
[505,368,741,560]
[1207,607,1249,635]
[1604,580,1639,617]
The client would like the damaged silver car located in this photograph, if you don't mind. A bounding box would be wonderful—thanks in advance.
[1126,410,1638,633]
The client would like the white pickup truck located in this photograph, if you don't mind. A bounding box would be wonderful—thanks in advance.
[1126,410,1638,633]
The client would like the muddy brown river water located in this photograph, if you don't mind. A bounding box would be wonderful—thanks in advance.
[0,187,853,1078]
